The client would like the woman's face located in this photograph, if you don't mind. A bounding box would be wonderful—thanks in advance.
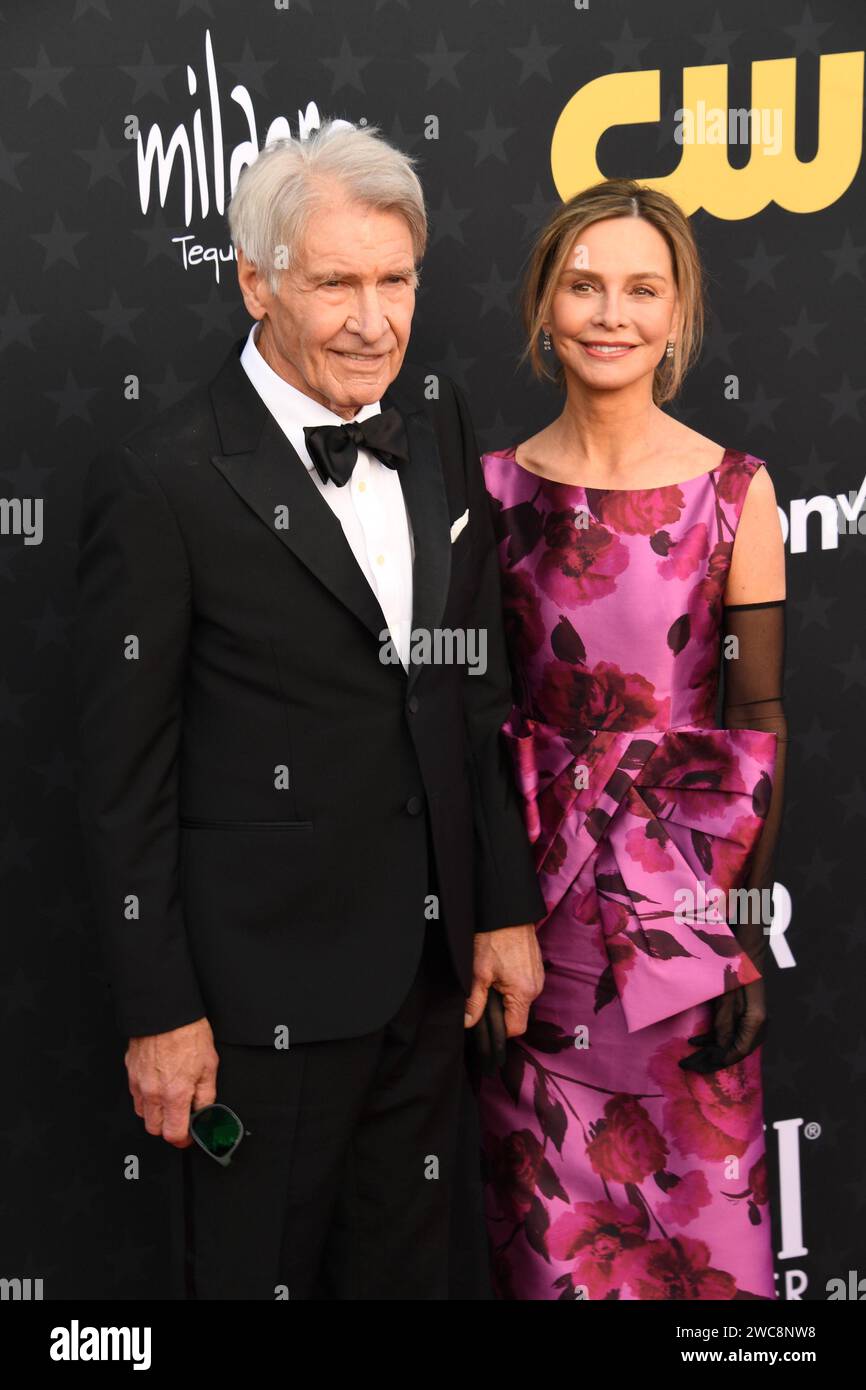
[544,216,680,397]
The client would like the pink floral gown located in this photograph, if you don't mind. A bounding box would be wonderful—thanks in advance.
[477,445,778,1301]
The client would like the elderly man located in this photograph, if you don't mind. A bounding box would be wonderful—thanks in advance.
[74,121,545,1300]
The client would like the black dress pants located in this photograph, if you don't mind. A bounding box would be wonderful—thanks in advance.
[177,915,470,1300]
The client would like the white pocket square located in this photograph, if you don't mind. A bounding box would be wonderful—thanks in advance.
[450,508,469,543]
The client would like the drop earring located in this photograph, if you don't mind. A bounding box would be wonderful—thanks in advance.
[542,329,551,351]
[665,338,675,358]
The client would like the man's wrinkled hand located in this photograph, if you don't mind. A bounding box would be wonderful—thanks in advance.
[125,1017,219,1148]
[464,924,544,1040]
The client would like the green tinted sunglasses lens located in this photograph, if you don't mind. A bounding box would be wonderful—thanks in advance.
[191,1106,242,1158]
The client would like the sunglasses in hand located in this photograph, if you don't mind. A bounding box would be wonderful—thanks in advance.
[188,1102,246,1167]
[471,988,508,1075]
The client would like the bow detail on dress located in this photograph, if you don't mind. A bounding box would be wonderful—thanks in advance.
[501,709,778,1034]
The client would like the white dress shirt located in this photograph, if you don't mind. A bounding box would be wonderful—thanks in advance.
[240,321,415,670]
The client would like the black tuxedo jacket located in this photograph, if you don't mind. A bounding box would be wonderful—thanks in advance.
[74,336,545,1044]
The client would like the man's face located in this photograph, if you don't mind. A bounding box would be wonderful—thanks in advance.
[238,194,417,419]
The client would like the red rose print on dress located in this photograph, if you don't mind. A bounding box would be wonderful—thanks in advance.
[547,1199,647,1299]
[656,1169,713,1226]
[657,521,709,580]
[536,510,629,606]
[620,1234,738,1299]
[711,810,771,889]
[648,1037,764,1161]
[536,658,660,732]
[717,451,756,508]
[484,1128,546,1222]
[586,1095,669,1183]
[625,822,675,872]
[588,487,687,536]
[501,566,547,667]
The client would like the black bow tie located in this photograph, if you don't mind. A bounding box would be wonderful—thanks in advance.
[303,406,410,487]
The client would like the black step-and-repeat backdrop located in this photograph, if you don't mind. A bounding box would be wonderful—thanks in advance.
[3,1,864,1301]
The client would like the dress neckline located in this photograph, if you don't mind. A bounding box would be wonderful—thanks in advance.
[486,444,732,493]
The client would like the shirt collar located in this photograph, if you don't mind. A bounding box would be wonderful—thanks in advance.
[239,321,381,471]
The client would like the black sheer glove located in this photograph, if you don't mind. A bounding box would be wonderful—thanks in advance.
[681,600,788,1074]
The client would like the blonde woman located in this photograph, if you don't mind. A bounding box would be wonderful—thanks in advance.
[475,178,787,1300]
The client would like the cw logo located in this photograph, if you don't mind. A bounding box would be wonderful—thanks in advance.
[551,52,863,218]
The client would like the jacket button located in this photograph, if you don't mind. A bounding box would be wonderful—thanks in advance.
[405,795,423,816]
[407,695,419,714]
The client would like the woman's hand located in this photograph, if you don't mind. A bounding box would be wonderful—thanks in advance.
[679,978,768,1073]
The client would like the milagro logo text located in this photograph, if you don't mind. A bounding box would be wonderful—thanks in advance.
[133,27,337,232]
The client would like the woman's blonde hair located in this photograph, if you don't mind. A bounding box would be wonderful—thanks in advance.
[519,178,705,405]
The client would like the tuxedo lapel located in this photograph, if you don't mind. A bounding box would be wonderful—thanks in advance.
[211,405,390,644]
[208,338,453,691]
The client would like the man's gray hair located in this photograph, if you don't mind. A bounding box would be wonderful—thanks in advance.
[227,120,428,293]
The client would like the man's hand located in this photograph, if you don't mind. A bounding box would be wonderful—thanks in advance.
[125,1017,219,1148]
[464,924,544,1039]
